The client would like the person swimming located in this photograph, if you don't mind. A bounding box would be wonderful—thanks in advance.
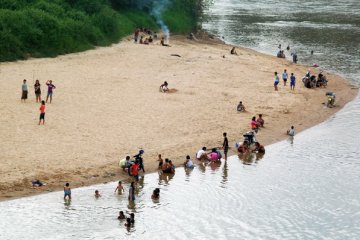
[95,190,101,198]
[115,181,124,194]
[118,211,126,220]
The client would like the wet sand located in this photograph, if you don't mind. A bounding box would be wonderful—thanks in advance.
[0,35,357,201]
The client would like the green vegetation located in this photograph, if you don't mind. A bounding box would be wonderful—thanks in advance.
[0,0,207,61]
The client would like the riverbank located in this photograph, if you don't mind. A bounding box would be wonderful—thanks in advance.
[0,35,357,201]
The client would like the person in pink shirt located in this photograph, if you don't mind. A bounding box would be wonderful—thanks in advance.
[208,148,220,161]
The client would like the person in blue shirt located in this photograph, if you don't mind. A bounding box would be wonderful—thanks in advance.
[290,73,296,90]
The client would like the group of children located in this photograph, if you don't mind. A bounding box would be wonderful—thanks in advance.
[274,69,296,91]
[21,79,56,125]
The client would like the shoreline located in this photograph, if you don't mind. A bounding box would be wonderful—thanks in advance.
[0,34,358,202]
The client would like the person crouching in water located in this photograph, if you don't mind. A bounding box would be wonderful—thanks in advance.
[253,142,265,154]
[151,188,160,200]
[159,81,169,92]
[208,148,221,162]
[238,141,249,154]
[184,155,194,169]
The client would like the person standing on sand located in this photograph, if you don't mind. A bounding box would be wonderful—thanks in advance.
[46,80,56,103]
[282,69,288,86]
[274,72,280,91]
[290,73,296,90]
[34,80,41,102]
[222,132,229,160]
[21,79,28,102]
[287,126,295,136]
[39,100,46,125]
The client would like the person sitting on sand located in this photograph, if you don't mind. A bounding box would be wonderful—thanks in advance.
[115,180,124,194]
[159,81,169,92]
[256,114,265,127]
[32,179,44,187]
[152,188,160,200]
[230,47,238,55]
[184,155,194,169]
[287,126,295,136]
[95,190,101,198]
[208,148,220,161]
[238,141,249,154]
[196,147,208,161]
[251,116,259,133]
[139,36,144,44]
[253,142,265,154]
[237,101,246,112]
[64,182,71,201]
[119,156,131,172]
[160,37,170,47]
[118,211,126,220]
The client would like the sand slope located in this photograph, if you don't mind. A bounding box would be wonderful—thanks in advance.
[0,36,357,199]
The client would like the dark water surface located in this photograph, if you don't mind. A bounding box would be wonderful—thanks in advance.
[0,1,360,239]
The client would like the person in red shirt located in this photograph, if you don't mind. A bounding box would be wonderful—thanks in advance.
[130,161,140,182]
[39,100,46,125]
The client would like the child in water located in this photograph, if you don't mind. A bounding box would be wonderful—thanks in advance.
[157,154,163,170]
[125,218,132,227]
[151,188,160,200]
[115,181,124,194]
[95,190,101,198]
[64,183,71,200]
[118,211,126,220]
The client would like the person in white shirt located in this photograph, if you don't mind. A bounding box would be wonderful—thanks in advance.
[196,147,208,160]
[184,155,194,168]
[287,126,295,136]
[282,69,288,86]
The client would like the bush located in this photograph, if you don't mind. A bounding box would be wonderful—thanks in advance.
[0,0,207,61]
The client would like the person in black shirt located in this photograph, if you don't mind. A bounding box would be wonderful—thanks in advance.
[223,132,229,160]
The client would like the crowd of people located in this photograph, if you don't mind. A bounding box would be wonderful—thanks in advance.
[133,27,170,47]
[21,79,56,125]
[274,70,296,91]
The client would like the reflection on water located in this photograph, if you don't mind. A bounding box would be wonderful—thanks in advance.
[0,97,359,239]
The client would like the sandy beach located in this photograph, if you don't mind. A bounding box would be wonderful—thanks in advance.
[0,35,357,201]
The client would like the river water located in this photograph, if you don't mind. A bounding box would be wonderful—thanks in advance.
[1,1,360,239]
